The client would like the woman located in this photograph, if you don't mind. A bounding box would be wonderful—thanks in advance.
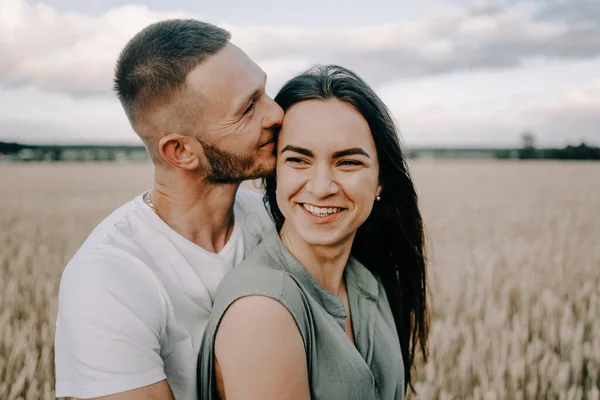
[197,65,429,399]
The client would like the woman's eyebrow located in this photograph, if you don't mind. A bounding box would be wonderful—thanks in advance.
[281,145,314,157]
[332,148,370,159]
[281,146,371,159]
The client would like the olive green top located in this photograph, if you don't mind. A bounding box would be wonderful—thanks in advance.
[197,230,404,400]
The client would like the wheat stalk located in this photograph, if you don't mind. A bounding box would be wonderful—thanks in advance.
[1,161,599,399]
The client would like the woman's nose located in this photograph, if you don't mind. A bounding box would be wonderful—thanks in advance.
[306,165,338,198]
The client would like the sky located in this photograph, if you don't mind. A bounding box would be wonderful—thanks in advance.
[0,0,599,147]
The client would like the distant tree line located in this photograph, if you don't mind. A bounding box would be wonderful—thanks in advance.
[2,138,598,162]
[495,134,600,161]
[0,141,149,162]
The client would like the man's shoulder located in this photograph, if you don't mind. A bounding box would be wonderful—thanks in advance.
[60,246,161,303]
[235,187,265,210]
[57,241,166,340]
[61,193,161,296]
[73,194,145,254]
[70,192,168,269]
[235,187,275,238]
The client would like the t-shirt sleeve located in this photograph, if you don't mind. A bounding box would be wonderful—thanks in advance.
[54,253,167,398]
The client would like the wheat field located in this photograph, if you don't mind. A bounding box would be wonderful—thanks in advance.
[0,160,599,399]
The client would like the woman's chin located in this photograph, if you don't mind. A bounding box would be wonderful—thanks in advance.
[294,227,354,248]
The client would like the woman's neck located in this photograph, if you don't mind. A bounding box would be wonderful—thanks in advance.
[279,224,355,296]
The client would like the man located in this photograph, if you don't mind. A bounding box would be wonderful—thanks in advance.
[54,19,284,399]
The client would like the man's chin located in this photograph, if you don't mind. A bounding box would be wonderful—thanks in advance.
[207,164,274,184]
[242,166,275,181]
[206,176,245,184]
[250,157,276,178]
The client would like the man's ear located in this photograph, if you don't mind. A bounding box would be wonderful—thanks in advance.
[158,133,201,170]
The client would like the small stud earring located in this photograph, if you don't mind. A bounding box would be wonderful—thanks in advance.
[376,195,381,201]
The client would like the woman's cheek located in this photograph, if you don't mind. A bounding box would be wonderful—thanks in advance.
[340,170,379,198]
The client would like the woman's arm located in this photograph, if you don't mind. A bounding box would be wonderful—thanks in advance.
[214,295,310,400]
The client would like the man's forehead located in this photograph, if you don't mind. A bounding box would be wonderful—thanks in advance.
[185,43,264,95]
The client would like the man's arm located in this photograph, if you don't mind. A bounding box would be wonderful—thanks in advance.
[84,380,174,400]
[55,255,169,399]
[214,296,311,400]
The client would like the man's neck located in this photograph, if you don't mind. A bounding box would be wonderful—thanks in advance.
[280,224,355,296]
[149,169,240,253]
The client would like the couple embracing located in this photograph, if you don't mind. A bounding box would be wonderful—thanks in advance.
[54,18,429,400]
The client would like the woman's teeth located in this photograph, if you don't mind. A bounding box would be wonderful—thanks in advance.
[302,204,341,217]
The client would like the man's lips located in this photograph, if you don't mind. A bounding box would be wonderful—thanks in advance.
[260,138,274,147]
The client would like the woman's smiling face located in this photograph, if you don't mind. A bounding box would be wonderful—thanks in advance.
[275,99,382,247]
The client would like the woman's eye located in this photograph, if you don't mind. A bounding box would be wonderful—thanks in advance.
[338,160,363,167]
[285,157,308,165]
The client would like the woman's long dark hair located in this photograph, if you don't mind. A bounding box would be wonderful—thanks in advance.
[263,65,429,393]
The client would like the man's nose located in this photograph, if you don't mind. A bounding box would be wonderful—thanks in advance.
[262,96,284,128]
[306,165,339,198]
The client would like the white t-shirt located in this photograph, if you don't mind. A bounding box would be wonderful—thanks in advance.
[54,189,274,399]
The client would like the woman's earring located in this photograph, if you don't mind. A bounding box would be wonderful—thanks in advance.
[376,195,381,202]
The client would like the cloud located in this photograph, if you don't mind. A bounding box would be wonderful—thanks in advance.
[535,0,600,26]
[542,78,600,112]
[526,78,600,143]
[1,0,599,98]
[0,85,136,144]
[0,118,138,145]
[392,76,600,146]
[0,0,187,96]
[1,74,598,146]
[233,5,565,83]
[0,0,598,147]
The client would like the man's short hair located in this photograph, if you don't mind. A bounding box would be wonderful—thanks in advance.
[114,19,230,129]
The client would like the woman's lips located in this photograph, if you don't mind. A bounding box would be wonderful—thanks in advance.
[299,203,345,224]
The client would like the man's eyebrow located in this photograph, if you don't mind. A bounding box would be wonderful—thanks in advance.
[281,145,314,157]
[332,148,371,159]
[235,72,267,115]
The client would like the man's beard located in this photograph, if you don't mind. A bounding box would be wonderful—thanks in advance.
[200,140,274,184]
